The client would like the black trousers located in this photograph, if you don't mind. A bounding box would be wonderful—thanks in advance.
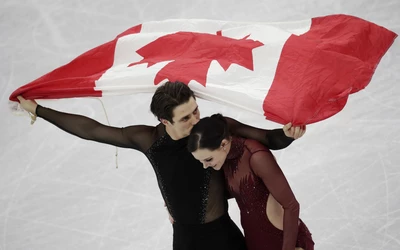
[172,213,247,250]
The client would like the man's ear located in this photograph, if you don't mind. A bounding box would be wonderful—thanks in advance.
[160,118,169,125]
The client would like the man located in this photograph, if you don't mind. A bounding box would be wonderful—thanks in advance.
[17,81,305,250]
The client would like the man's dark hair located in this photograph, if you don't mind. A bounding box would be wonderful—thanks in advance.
[150,81,196,123]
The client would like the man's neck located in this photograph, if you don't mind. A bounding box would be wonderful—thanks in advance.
[165,126,186,141]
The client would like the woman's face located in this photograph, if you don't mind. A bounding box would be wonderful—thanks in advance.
[191,139,230,171]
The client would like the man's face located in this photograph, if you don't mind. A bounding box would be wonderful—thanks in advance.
[164,97,200,139]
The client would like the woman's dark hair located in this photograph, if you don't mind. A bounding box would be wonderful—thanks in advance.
[187,114,231,152]
[150,81,195,123]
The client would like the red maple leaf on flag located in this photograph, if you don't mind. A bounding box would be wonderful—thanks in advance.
[128,31,264,86]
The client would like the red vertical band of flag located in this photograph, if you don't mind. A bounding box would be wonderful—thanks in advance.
[9,25,142,101]
[263,15,397,125]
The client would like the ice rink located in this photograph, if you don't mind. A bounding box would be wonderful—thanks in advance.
[1,0,399,249]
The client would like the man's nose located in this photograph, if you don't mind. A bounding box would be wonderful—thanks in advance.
[191,116,199,125]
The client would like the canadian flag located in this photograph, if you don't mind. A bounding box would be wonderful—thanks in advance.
[9,14,397,125]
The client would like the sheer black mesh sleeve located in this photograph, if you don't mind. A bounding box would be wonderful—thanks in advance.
[225,117,294,150]
[36,105,156,152]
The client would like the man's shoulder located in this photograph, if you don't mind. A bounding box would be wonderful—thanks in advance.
[243,138,269,154]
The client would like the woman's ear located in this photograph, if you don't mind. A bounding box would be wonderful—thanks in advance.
[220,138,230,148]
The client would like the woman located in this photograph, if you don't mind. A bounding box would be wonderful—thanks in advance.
[187,114,314,250]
